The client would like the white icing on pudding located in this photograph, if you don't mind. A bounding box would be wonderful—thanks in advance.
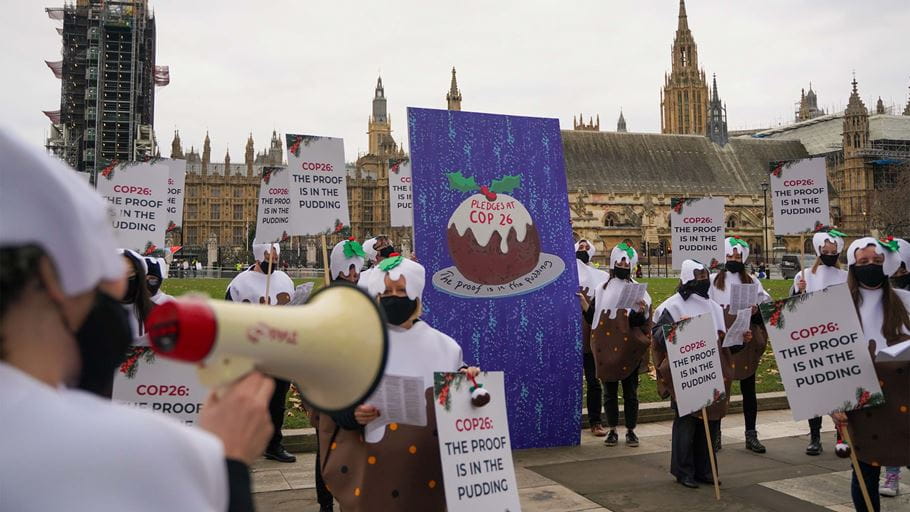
[448,193,533,253]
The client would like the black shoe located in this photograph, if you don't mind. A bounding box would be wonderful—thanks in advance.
[318,506,334,512]
[676,476,699,489]
[264,446,297,463]
[745,430,767,454]
[713,429,722,452]
[625,430,640,447]
[696,475,721,486]
[604,429,619,447]
[806,433,823,456]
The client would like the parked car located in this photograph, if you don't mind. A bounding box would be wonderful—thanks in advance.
[780,254,818,280]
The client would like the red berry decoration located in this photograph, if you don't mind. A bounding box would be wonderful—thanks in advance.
[479,185,497,202]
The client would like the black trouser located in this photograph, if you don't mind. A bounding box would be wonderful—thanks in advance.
[851,460,881,512]
[268,378,291,450]
[740,373,758,431]
[807,416,842,444]
[604,365,640,430]
[670,402,720,481]
[314,428,334,507]
[583,352,603,424]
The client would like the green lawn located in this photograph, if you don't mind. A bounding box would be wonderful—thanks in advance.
[161,277,792,428]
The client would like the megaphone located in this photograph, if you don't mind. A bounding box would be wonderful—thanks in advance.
[145,284,388,413]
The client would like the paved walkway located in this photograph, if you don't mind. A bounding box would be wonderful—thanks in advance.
[251,410,909,511]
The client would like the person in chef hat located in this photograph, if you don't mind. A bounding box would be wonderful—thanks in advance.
[0,129,273,511]
[574,238,609,437]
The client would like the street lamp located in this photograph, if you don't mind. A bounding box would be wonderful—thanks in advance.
[761,181,769,270]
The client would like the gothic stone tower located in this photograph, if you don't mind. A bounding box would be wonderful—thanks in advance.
[446,67,462,111]
[840,77,871,234]
[661,0,709,136]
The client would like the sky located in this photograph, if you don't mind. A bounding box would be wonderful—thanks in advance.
[3,0,909,163]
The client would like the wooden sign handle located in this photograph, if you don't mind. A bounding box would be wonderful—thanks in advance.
[702,408,721,501]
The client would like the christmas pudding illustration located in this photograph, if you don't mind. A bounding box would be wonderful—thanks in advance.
[445,172,539,285]
[432,172,566,298]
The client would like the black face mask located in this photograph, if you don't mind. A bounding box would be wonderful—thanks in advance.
[819,254,839,267]
[612,267,630,280]
[891,274,910,291]
[679,279,711,300]
[258,260,278,274]
[725,260,745,274]
[146,276,161,296]
[121,276,138,304]
[852,264,886,288]
[379,245,396,258]
[575,250,590,264]
[380,295,418,325]
[75,292,133,397]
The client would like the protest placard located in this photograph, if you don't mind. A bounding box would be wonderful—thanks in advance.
[112,347,209,425]
[166,159,186,234]
[662,313,726,416]
[389,157,413,227]
[96,159,171,255]
[670,197,724,270]
[769,158,830,235]
[760,284,882,421]
[286,134,350,235]
[434,371,521,512]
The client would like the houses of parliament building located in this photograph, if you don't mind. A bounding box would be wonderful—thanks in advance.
[174,0,910,267]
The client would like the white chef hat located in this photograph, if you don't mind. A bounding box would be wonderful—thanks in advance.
[366,254,425,300]
[118,248,148,275]
[574,239,596,259]
[895,238,910,275]
[330,238,366,280]
[680,259,708,284]
[847,237,901,276]
[812,230,845,256]
[362,237,379,263]
[0,130,123,295]
[724,237,750,263]
[610,242,638,268]
[251,242,280,262]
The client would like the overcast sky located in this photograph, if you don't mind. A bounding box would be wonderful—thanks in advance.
[4,0,909,163]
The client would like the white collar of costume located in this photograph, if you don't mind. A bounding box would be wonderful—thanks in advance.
[0,130,123,295]
[812,231,845,256]
[330,240,365,281]
[856,287,910,353]
[655,293,726,335]
[574,239,596,260]
[797,265,847,293]
[251,242,280,262]
[592,276,652,326]
[365,256,425,300]
[227,267,294,304]
[724,237,750,263]
[847,237,901,276]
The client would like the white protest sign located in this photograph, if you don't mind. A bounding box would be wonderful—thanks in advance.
[760,284,882,421]
[670,197,724,270]
[389,158,413,227]
[112,347,209,425]
[770,158,830,235]
[166,159,186,233]
[97,159,170,254]
[254,165,293,244]
[662,313,726,416]
[287,134,350,235]
[434,371,521,512]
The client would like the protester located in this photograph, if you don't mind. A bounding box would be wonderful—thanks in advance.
[652,260,747,489]
[330,238,366,284]
[791,229,848,456]
[709,237,771,453]
[319,254,479,512]
[182,259,189,277]
[357,235,393,290]
[0,130,273,511]
[118,249,155,343]
[582,243,651,447]
[144,257,173,305]
[226,242,297,464]
[832,237,910,512]
[575,238,609,436]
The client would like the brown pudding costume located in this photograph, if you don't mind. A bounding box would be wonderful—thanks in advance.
[318,256,467,512]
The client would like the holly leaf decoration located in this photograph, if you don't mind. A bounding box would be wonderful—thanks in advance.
[447,171,478,192]
[378,255,403,272]
[489,174,522,194]
[343,240,366,259]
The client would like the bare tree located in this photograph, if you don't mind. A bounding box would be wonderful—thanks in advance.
[872,164,910,237]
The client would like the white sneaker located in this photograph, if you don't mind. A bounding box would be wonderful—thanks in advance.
[879,471,900,497]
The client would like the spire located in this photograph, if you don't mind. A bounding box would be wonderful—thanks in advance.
[707,74,728,146]
[202,131,211,167]
[711,73,719,102]
[446,67,462,111]
[170,129,184,159]
[904,81,910,116]
[846,75,867,115]
[617,110,627,133]
[875,96,885,115]
[375,75,384,99]
[843,75,869,156]
[372,74,388,123]
[678,0,689,31]
[245,132,254,166]
[224,146,230,166]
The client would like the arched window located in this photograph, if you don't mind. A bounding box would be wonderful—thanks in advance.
[854,134,860,148]
[726,216,737,229]
[605,213,618,227]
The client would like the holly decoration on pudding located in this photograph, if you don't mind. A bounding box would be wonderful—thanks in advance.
[445,172,540,285]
